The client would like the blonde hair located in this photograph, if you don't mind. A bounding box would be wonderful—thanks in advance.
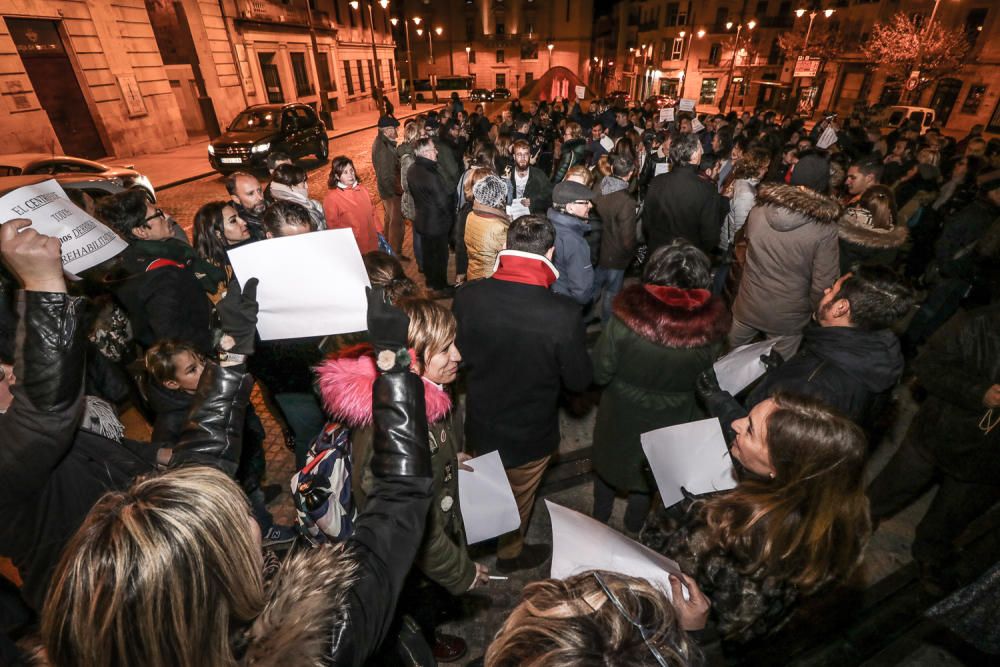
[565,121,582,139]
[495,134,513,158]
[486,571,699,667]
[564,164,594,187]
[397,297,457,369]
[42,467,265,667]
[404,118,423,144]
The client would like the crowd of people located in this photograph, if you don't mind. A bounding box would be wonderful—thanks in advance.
[1,89,999,665]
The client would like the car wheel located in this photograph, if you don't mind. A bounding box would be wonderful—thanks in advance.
[315,138,329,161]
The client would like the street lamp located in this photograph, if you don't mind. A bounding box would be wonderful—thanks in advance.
[722,19,756,113]
[791,7,835,113]
[351,0,388,114]
[465,45,471,77]
[679,29,705,99]
[391,15,418,109]
[414,22,442,102]
[547,42,555,70]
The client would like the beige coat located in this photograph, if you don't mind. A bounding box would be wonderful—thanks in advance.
[464,203,510,281]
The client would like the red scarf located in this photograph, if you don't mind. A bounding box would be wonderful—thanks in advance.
[492,252,558,288]
[643,285,711,310]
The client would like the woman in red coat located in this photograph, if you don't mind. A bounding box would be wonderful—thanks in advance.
[323,156,382,254]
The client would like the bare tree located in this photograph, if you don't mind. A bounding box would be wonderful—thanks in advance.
[861,12,969,99]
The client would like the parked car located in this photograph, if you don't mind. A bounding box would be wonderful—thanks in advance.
[607,90,632,108]
[644,95,674,109]
[881,106,936,134]
[209,102,328,174]
[470,88,494,102]
[492,87,511,100]
[0,153,155,202]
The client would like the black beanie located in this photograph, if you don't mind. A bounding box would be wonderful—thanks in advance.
[790,153,830,194]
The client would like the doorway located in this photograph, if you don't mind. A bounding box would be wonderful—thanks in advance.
[259,53,284,103]
[930,78,963,126]
[7,18,106,158]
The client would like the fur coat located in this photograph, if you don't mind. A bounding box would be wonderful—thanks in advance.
[592,285,729,492]
[732,183,843,336]
[837,206,908,273]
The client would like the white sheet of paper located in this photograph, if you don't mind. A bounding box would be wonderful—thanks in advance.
[713,338,786,395]
[599,135,615,152]
[691,117,706,133]
[817,126,838,149]
[547,501,689,600]
[641,417,736,509]
[0,179,127,275]
[678,98,696,112]
[227,228,370,340]
[506,201,531,220]
[659,107,675,123]
[654,161,670,176]
[458,451,521,544]
[575,85,586,99]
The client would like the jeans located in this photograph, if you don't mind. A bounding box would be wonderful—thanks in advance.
[593,267,625,324]
[592,474,652,534]
[274,392,328,469]
[903,278,970,347]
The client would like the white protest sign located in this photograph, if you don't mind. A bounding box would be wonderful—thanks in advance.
[817,126,838,149]
[0,179,127,275]
[575,85,586,100]
[599,135,615,152]
[654,161,670,176]
[227,228,370,340]
[506,200,531,220]
[458,450,521,544]
[658,107,675,123]
[713,337,789,395]
[691,117,706,133]
[678,98,696,112]
[547,501,689,600]
[640,417,736,509]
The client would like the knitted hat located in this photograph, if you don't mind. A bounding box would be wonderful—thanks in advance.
[790,153,831,194]
[473,174,508,209]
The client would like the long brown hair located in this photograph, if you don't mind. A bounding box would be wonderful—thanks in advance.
[42,467,265,667]
[700,392,870,592]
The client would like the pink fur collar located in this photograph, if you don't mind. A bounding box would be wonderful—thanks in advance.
[315,352,452,427]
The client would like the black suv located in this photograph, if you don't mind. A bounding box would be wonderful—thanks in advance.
[492,87,511,100]
[209,103,329,173]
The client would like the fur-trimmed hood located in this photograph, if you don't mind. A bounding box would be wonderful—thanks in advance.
[612,284,730,348]
[755,183,844,231]
[239,544,359,665]
[314,344,452,427]
[838,207,909,250]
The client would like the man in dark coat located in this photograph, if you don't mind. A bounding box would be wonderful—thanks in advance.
[453,215,592,573]
[372,115,405,254]
[97,189,221,354]
[506,139,553,215]
[642,133,723,255]
[868,304,1000,591]
[225,171,268,240]
[408,137,454,296]
[592,153,637,323]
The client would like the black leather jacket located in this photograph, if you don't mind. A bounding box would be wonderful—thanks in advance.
[0,290,252,611]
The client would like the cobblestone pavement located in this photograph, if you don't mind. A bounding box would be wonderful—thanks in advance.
[150,127,932,666]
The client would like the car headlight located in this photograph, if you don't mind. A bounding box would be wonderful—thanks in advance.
[252,142,270,154]
[207,144,215,155]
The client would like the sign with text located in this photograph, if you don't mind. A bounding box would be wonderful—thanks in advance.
[678,98,696,112]
[574,85,586,100]
[0,179,127,275]
[793,56,821,78]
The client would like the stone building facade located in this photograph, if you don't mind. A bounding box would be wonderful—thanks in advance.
[1,0,399,159]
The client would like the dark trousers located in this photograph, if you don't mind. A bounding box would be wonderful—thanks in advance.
[592,474,652,534]
[868,436,1000,565]
[417,232,450,290]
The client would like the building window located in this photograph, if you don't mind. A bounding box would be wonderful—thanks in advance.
[659,40,669,62]
[367,59,375,90]
[714,6,728,26]
[349,3,356,27]
[961,85,987,114]
[497,22,505,36]
[767,37,781,65]
[525,72,533,84]
[521,41,538,59]
[497,49,505,63]
[466,18,474,40]
[699,78,719,104]
[671,37,683,60]
[755,0,769,18]
[709,43,722,65]
[526,21,535,35]
[965,8,988,44]
[879,83,902,106]
[388,59,395,86]
[333,0,341,25]
[290,52,313,96]
[357,60,366,92]
[469,49,476,63]
[496,73,506,88]
[665,2,679,26]
[660,78,679,96]
[316,52,335,91]
[343,59,354,94]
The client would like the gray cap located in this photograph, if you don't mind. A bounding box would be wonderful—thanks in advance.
[552,180,596,205]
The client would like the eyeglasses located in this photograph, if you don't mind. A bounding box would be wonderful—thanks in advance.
[144,208,165,224]
[591,572,670,667]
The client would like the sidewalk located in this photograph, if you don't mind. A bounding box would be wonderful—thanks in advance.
[117,103,443,192]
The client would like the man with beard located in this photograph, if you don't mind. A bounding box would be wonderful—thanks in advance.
[506,140,553,215]
[225,172,267,240]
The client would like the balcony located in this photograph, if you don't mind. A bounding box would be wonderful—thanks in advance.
[238,0,332,29]
[758,15,795,29]
[698,58,726,70]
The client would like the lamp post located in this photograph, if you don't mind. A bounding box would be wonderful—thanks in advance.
[791,7,834,114]
[678,28,705,99]
[722,19,755,113]
[547,41,554,70]
[465,45,471,77]
[350,0,389,114]
[390,15,417,110]
[302,0,333,126]
[415,23,442,103]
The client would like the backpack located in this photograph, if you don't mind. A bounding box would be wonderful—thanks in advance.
[291,421,357,543]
